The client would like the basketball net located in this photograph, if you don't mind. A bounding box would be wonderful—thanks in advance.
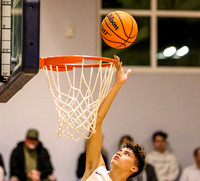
[42,58,115,141]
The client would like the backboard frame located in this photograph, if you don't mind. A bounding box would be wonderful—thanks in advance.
[0,0,40,103]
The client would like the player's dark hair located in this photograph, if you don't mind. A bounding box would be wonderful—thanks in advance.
[123,141,146,178]
[152,131,168,141]
[193,147,200,157]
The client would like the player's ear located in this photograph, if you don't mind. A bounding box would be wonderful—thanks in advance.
[130,166,138,174]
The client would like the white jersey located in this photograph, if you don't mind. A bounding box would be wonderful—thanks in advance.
[146,150,179,181]
[180,164,200,181]
[86,166,112,181]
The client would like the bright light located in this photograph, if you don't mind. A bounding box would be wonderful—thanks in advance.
[176,46,189,57]
[163,46,177,57]
[157,52,166,59]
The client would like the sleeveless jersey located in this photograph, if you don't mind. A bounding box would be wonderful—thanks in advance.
[86,166,112,181]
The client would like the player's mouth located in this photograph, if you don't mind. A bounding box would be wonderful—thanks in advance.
[114,155,119,160]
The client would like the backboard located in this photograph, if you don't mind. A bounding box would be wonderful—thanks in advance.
[0,0,40,102]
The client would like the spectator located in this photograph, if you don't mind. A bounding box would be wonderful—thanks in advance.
[146,131,180,181]
[118,135,157,181]
[118,135,134,149]
[10,128,54,181]
[180,147,200,181]
[0,153,6,181]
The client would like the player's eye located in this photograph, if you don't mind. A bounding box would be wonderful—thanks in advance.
[125,152,130,156]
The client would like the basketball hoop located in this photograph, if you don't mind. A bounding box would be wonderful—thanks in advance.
[39,56,117,141]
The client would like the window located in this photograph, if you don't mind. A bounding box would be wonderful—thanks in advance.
[102,0,150,10]
[158,0,200,10]
[158,18,200,67]
[99,0,200,72]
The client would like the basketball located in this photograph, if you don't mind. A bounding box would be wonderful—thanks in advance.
[100,11,138,49]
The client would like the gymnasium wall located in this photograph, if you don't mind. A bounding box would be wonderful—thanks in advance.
[0,0,200,180]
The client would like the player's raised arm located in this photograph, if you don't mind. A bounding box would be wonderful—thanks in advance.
[82,55,131,180]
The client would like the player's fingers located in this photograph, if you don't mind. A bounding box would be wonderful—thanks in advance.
[114,55,119,62]
[126,69,132,77]
[114,55,121,70]
[118,61,122,69]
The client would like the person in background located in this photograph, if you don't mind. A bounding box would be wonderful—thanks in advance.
[118,135,134,149]
[10,128,54,181]
[180,147,200,181]
[146,131,179,181]
[0,153,6,181]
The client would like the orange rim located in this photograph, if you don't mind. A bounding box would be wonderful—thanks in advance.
[39,55,117,71]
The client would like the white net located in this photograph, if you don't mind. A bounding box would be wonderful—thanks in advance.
[42,59,115,141]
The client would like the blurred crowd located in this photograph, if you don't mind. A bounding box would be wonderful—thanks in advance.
[0,129,199,181]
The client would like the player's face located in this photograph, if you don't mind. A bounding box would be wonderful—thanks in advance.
[110,148,138,175]
[153,135,166,152]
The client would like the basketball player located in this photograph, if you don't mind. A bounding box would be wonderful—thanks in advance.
[82,55,146,181]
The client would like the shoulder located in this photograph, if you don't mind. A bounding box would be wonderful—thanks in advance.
[147,151,157,156]
[17,141,24,147]
[83,166,108,181]
[96,166,108,172]
[89,166,108,179]
[146,151,152,157]
[79,152,86,158]
[146,163,155,170]
[146,151,157,159]
[12,141,24,153]
[37,142,48,152]
[183,165,196,173]
[10,142,24,161]
[78,152,86,161]
[166,151,178,160]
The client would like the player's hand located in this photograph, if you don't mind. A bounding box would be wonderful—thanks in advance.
[114,55,131,85]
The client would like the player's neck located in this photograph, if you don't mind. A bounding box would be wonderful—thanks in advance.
[109,169,127,181]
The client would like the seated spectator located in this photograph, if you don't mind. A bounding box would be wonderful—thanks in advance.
[146,131,179,181]
[10,128,54,181]
[76,141,109,181]
[0,153,6,181]
[118,135,134,149]
[118,135,157,181]
[180,147,200,181]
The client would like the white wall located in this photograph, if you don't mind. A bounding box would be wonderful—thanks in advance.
[40,0,97,57]
[0,0,200,180]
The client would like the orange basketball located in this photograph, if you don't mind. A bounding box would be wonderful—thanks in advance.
[100,11,138,49]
